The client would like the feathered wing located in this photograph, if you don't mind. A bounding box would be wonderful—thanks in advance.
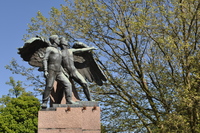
[18,36,49,69]
[72,43,107,86]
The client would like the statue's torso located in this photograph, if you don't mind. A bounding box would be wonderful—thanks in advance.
[48,47,62,71]
[62,48,76,73]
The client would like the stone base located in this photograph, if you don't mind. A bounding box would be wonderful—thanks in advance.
[38,101,101,133]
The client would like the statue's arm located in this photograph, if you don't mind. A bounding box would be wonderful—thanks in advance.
[43,47,51,77]
[71,47,97,53]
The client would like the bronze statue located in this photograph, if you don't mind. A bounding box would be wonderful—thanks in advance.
[42,35,76,108]
[60,37,97,101]
[18,35,107,108]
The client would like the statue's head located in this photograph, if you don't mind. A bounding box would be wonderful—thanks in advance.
[59,37,70,48]
[49,35,60,45]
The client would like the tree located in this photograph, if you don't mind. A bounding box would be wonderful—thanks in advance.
[10,0,200,132]
[5,59,45,96]
[0,77,40,133]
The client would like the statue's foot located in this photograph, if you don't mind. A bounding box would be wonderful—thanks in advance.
[87,97,95,101]
[66,100,77,104]
[41,103,47,109]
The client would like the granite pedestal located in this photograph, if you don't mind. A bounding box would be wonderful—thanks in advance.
[38,101,101,133]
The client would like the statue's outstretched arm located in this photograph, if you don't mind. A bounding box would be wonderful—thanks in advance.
[71,47,97,54]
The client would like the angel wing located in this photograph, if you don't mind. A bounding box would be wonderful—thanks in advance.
[18,36,49,69]
[72,42,107,86]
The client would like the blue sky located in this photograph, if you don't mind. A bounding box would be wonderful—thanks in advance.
[0,0,66,98]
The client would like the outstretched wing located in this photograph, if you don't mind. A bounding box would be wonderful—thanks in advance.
[72,42,107,86]
[18,36,49,68]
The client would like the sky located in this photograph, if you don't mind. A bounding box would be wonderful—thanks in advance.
[0,0,66,98]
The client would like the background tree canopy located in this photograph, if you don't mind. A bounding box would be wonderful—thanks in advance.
[6,0,200,132]
[0,77,40,133]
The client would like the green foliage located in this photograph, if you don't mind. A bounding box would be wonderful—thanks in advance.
[0,93,40,133]
[10,0,200,132]
[5,59,45,96]
[0,78,40,133]
[6,77,25,98]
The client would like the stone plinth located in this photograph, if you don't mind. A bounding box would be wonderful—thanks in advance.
[38,101,101,133]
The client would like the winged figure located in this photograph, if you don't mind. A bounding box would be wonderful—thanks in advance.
[60,37,107,86]
[18,36,49,69]
[18,35,107,105]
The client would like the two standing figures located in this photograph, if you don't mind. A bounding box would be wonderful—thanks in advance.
[18,35,106,108]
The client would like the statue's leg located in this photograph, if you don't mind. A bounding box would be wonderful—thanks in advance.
[82,84,93,101]
[72,71,93,101]
[57,72,76,104]
[42,70,56,108]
